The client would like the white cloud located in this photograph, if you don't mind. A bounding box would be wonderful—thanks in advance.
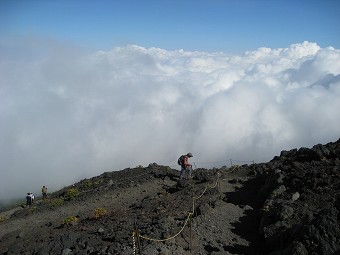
[0,39,339,203]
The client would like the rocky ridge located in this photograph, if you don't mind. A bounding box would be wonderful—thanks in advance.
[0,139,339,254]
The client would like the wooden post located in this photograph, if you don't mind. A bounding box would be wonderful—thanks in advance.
[189,213,192,253]
[136,229,142,255]
[134,220,142,255]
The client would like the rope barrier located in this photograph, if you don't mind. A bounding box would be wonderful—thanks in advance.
[135,171,224,251]
[229,159,254,163]
[193,185,208,201]
[193,172,220,201]
[139,212,193,242]
[194,160,229,165]
[74,160,243,253]
[131,230,137,255]
[223,165,240,174]
[165,157,254,169]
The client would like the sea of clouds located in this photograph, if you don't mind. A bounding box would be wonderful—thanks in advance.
[1,40,339,202]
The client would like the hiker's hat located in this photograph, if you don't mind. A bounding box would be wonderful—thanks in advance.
[187,152,193,157]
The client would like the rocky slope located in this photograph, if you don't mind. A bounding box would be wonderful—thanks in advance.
[0,139,339,255]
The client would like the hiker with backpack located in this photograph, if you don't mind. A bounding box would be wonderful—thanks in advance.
[178,153,193,179]
[42,186,48,200]
[26,192,34,207]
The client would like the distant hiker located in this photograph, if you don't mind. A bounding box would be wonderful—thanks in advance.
[178,153,193,179]
[30,193,35,204]
[42,186,47,200]
[26,193,34,207]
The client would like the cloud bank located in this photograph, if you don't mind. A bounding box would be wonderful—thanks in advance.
[1,39,339,202]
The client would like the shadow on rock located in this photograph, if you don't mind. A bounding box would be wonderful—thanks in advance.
[224,176,265,254]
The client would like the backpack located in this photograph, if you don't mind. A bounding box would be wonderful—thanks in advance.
[26,195,32,202]
[177,155,184,165]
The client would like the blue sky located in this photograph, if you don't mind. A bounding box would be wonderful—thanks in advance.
[1,0,339,53]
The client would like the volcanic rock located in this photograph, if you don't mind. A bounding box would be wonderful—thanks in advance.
[0,139,339,254]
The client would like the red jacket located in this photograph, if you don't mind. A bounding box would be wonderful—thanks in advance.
[182,155,191,168]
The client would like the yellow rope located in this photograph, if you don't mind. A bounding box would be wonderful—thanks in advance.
[207,173,220,189]
[224,165,239,174]
[135,168,238,245]
[194,185,208,200]
[139,212,193,242]
[131,231,137,255]
[192,196,199,214]
[193,172,221,201]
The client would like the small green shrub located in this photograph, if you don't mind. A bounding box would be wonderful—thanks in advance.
[93,207,108,219]
[64,188,80,201]
[81,179,93,189]
[93,179,102,185]
[62,216,78,225]
[48,198,64,207]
